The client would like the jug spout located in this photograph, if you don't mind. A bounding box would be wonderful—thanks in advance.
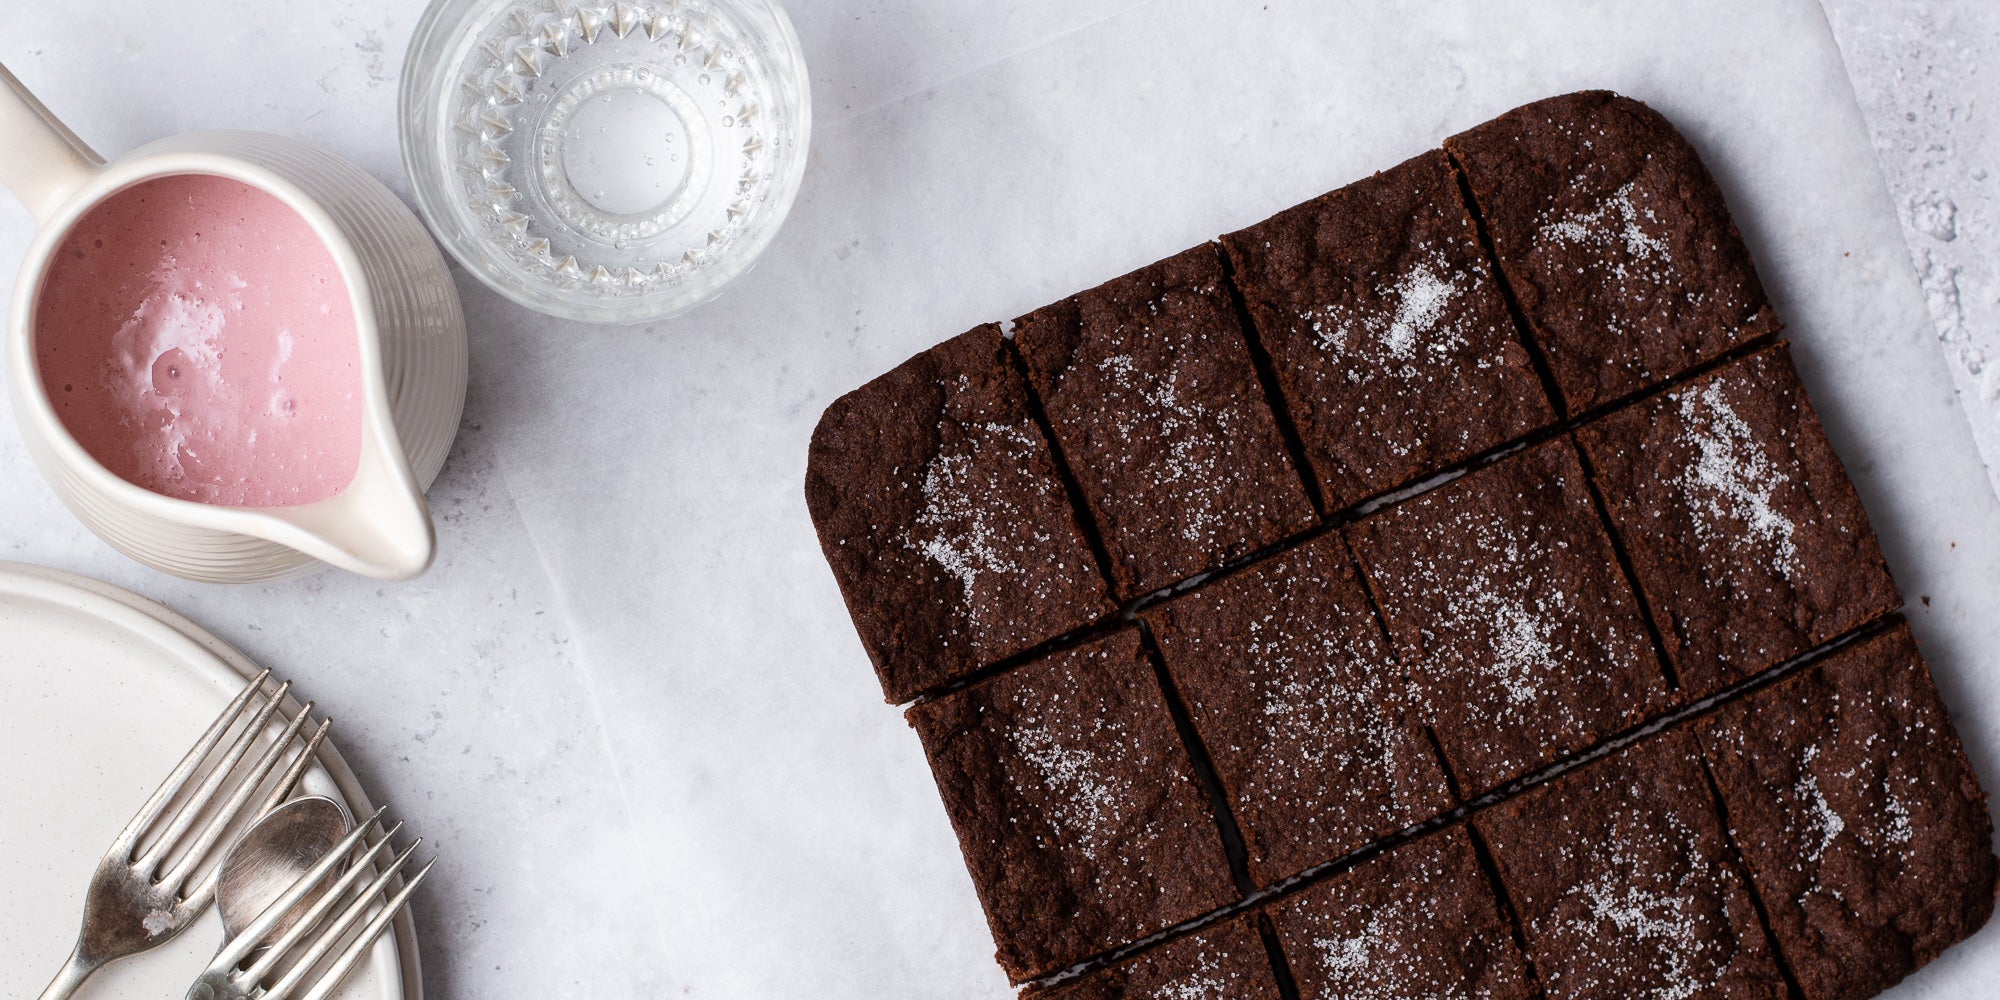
[265,432,436,581]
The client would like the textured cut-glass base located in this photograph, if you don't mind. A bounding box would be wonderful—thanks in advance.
[403,0,809,322]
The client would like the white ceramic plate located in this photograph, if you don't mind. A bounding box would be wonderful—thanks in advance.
[0,562,419,1000]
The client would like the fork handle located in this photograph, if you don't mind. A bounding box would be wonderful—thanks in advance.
[36,947,95,1000]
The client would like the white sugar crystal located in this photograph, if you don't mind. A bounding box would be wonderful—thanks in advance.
[1575,873,1704,1000]
[1540,180,1671,267]
[1248,613,1412,807]
[1676,382,1799,576]
[912,451,1015,594]
[1423,513,1564,718]
[1798,744,1846,863]
[1478,586,1564,707]
[1304,252,1470,379]
[901,416,1045,628]
[1097,351,1230,544]
[1011,712,1129,862]
[1310,899,1427,1000]
[1884,782,1915,846]
[1157,949,1237,1000]
[1381,256,1460,359]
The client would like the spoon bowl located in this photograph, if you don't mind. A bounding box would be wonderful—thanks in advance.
[217,796,351,945]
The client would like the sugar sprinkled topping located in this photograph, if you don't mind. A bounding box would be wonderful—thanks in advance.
[1380,261,1458,359]
[1476,573,1567,709]
[1675,381,1799,577]
[1534,176,1702,344]
[1244,587,1426,820]
[1247,566,1416,771]
[909,439,1019,605]
[1000,656,1163,869]
[1407,509,1570,726]
[1289,839,1518,998]
[1362,446,1662,790]
[1532,769,1750,1000]
[1700,653,1972,926]
[1310,899,1424,1000]
[1011,716,1127,862]
[1097,352,1234,544]
[1883,784,1915,846]
[1159,542,1443,874]
[1573,873,1703,1000]
[1541,179,1670,268]
[894,372,1066,641]
[1152,947,1240,1000]
[1304,252,1470,379]
[944,636,1239,956]
[1796,744,1847,864]
[1259,656,1413,772]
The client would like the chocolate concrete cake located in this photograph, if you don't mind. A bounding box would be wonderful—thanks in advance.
[1697,623,1995,1000]
[1013,244,1317,598]
[1268,826,1536,1000]
[905,629,1236,981]
[1222,149,1553,509]
[806,324,1116,702]
[1474,729,1789,1000]
[1577,344,1900,699]
[1348,436,1672,795]
[1032,916,1280,1000]
[1446,90,1781,413]
[1144,530,1453,885]
[806,90,1991,997]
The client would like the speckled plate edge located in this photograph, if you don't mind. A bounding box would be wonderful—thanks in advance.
[0,560,423,1000]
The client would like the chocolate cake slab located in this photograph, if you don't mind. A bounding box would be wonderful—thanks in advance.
[1013,244,1318,598]
[1696,623,1997,1000]
[806,324,1117,703]
[1269,826,1536,1000]
[1348,436,1673,796]
[1474,728,1788,1000]
[1446,90,1781,413]
[1576,344,1901,700]
[1221,149,1553,511]
[1142,530,1453,887]
[905,629,1237,982]
[1031,915,1281,1000]
[807,92,1992,993]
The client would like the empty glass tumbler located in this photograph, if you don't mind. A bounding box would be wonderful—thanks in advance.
[401,0,810,323]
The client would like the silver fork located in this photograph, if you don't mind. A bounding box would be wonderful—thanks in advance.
[38,670,331,1000]
[187,808,435,1000]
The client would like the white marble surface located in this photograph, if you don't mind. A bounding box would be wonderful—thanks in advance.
[1824,0,2000,502]
[1,1,1997,997]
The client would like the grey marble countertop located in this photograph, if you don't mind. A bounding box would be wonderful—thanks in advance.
[0,2,1995,997]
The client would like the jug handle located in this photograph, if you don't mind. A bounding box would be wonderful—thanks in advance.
[0,61,101,224]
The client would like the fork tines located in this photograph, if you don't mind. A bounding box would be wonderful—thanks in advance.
[120,669,332,909]
[41,670,333,1000]
[206,807,437,1000]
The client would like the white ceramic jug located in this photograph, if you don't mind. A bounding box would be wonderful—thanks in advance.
[0,63,468,583]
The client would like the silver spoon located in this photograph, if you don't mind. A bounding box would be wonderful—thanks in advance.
[215,796,350,950]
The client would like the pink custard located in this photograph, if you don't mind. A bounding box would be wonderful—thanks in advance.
[35,174,362,507]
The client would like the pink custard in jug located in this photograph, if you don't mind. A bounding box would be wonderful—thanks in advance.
[34,173,363,507]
